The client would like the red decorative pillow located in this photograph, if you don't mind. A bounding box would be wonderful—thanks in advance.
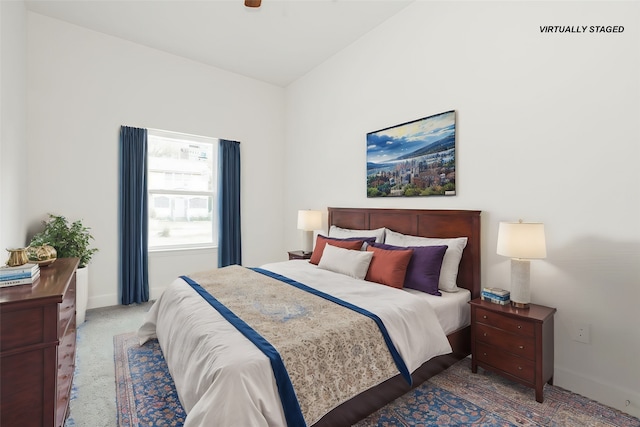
[309,235,366,265]
[364,245,413,289]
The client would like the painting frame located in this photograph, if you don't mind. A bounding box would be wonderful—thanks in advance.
[366,110,456,198]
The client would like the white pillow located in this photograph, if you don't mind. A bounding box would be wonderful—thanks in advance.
[329,225,386,243]
[317,243,374,280]
[384,229,468,292]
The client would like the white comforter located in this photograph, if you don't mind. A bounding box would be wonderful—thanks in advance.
[138,260,452,427]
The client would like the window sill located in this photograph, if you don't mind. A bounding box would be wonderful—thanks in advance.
[149,246,217,255]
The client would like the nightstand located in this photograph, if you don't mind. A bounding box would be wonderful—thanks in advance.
[469,298,556,403]
[288,250,311,260]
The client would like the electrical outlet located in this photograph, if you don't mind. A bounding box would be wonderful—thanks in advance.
[572,322,591,344]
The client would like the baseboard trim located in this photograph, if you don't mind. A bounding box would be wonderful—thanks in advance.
[88,293,118,309]
[87,286,167,310]
[555,365,640,418]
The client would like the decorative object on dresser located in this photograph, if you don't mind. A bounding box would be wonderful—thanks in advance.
[496,220,546,308]
[288,250,312,260]
[26,244,58,266]
[29,214,98,324]
[297,209,322,254]
[0,262,41,287]
[469,298,556,403]
[0,257,79,427]
[5,247,30,267]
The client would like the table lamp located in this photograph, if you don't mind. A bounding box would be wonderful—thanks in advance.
[297,210,322,254]
[497,220,546,308]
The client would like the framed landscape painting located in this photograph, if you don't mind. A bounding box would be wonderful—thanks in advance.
[367,110,456,197]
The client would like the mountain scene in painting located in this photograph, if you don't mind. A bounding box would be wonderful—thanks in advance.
[366,110,456,197]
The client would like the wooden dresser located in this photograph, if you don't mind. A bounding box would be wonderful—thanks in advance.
[469,298,556,403]
[0,257,79,427]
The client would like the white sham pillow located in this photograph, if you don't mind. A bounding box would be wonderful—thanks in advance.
[329,225,386,243]
[384,229,468,292]
[317,243,374,280]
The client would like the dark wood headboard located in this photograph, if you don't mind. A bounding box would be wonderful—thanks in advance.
[328,207,481,299]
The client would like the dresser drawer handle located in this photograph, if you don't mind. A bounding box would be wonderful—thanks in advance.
[483,333,487,337]
[517,325,522,329]
[518,345,524,349]
[518,366,523,370]
[483,352,487,356]
[483,315,488,319]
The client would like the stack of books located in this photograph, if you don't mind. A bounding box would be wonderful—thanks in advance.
[0,263,41,287]
[481,287,510,305]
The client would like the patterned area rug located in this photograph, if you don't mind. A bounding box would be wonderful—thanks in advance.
[114,332,639,427]
[115,333,186,426]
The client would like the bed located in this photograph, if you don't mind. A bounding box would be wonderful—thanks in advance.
[138,207,481,426]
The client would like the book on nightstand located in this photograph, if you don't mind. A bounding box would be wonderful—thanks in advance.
[481,287,510,305]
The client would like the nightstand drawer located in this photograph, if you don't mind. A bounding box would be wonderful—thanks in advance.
[474,307,535,337]
[476,342,535,383]
[476,323,535,360]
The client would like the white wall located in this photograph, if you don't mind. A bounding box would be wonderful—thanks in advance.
[27,12,287,307]
[285,1,640,417]
[1,1,28,252]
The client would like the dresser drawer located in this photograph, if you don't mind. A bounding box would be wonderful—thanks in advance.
[475,323,535,360]
[0,307,45,351]
[474,307,534,337]
[476,342,535,383]
[58,281,76,339]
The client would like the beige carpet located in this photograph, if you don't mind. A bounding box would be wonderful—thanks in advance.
[65,302,153,427]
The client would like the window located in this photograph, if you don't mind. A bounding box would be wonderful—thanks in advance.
[147,129,218,250]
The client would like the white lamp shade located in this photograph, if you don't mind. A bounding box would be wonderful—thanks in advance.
[497,221,546,259]
[297,210,322,231]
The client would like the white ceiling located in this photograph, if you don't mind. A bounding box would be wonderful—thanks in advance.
[25,0,413,87]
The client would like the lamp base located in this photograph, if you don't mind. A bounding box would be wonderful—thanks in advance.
[511,301,530,309]
[302,230,314,254]
[510,258,531,308]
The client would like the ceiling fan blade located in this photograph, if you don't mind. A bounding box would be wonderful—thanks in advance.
[244,0,261,7]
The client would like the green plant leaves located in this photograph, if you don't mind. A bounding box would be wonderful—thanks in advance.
[29,214,98,268]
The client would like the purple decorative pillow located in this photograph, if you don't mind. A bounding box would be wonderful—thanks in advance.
[371,242,447,296]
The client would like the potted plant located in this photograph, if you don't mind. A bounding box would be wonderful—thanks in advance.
[29,214,98,324]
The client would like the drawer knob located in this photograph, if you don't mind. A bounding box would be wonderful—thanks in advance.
[519,345,524,349]
[483,333,487,337]
[483,352,487,356]
[483,315,488,319]
[517,325,522,329]
[518,366,523,370]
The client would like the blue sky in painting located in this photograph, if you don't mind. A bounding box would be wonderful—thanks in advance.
[367,111,455,164]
